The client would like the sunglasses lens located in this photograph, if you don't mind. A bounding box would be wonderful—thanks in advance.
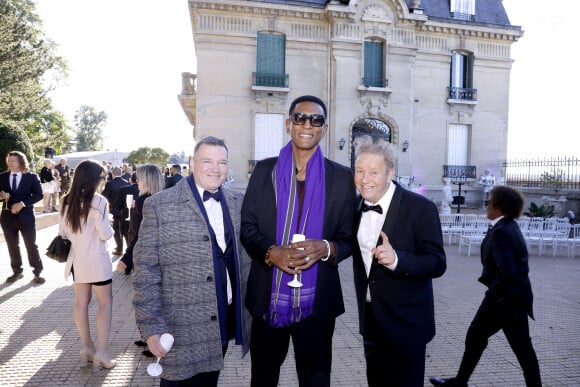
[292,113,306,125]
[311,115,325,127]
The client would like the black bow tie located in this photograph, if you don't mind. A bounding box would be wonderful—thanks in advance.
[361,203,382,214]
[203,190,222,202]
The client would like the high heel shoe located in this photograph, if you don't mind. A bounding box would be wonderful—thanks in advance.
[92,352,117,371]
[79,347,95,367]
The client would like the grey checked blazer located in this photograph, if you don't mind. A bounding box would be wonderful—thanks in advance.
[132,178,251,381]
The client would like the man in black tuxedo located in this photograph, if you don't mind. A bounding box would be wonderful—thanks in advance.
[352,135,446,387]
[430,186,541,387]
[114,172,139,260]
[0,151,45,284]
[102,166,129,255]
[241,95,356,387]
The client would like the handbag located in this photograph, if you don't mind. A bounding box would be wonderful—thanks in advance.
[46,235,71,263]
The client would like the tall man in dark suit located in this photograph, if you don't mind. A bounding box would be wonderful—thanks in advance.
[352,135,446,387]
[430,186,541,387]
[0,151,45,284]
[102,166,129,255]
[241,95,356,387]
[133,136,251,386]
[164,164,183,189]
[114,171,139,259]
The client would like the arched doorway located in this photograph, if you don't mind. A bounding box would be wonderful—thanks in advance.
[350,118,392,169]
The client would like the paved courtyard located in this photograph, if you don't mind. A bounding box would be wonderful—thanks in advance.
[1,222,579,386]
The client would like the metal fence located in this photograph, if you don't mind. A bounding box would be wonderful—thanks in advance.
[502,156,580,190]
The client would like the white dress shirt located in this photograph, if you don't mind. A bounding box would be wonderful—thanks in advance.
[197,185,232,305]
[357,182,398,301]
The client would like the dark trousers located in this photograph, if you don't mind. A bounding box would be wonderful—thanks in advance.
[120,218,130,246]
[250,315,335,387]
[363,303,426,387]
[456,295,542,387]
[112,215,123,251]
[160,345,228,387]
[1,210,43,276]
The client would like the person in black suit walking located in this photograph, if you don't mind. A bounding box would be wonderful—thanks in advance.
[352,135,446,387]
[0,151,45,284]
[101,166,129,255]
[430,186,541,387]
[114,172,139,254]
[241,95,356,387]
[164,164,183,189]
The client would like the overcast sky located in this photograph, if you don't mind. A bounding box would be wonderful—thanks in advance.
[35,1,578,159]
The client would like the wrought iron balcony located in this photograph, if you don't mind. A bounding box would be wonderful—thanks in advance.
[448,87,477,101]
[443,165,477,179]
[253,72,289,88]
[362,77,389,88]
[450,12,475,21]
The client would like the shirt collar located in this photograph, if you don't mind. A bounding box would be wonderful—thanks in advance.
[490,215,504,226]
[364,181,396,210]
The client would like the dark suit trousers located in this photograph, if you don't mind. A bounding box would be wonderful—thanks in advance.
[456,295,541,387]
[250,315,335,387]
[363,302,426,387]
[112,215,123,251]
[1,210,43,276]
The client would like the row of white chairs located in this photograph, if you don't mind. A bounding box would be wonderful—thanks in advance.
[439,214,580,258]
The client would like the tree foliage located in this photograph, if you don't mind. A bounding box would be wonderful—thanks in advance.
[0,120,35,171]
[74,105,107,151]
[0,0,67,124]
[127,147,169,166]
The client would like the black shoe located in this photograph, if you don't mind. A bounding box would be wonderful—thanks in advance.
[134,340,147,347]
[33,275,46,284]
[6,273,24,283]
[429,377,466,387]
[142,349,154,358]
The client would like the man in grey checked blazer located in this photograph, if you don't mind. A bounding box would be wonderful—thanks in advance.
[133,137,251,386]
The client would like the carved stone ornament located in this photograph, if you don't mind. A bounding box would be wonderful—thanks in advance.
[362,4,392,22]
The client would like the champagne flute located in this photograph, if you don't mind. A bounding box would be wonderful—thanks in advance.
[147,333,174,377]
[287,234,305,288]
[125,194,133,220]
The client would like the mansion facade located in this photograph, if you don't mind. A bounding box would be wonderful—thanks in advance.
[179,0,523,206]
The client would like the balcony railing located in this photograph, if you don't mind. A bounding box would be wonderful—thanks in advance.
[443,165,477,179]
[362,77,389,88]
[253,72,289,88]
[450,12,475,21]
[448,87,477,101]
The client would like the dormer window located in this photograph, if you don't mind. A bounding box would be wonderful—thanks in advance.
[450,0,475,21]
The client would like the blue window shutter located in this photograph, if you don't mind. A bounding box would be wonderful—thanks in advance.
[364,41,384,87]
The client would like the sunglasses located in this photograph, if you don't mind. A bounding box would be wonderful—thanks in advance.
[291,112,326,127]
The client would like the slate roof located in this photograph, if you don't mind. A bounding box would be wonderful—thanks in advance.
[249,0,518,29]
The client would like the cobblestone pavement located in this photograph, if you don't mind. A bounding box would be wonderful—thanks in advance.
[1,223,579,386]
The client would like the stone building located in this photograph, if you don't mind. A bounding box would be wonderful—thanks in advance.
[179,0,522,206]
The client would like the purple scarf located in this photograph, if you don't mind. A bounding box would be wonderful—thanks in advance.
[267,141,326,327]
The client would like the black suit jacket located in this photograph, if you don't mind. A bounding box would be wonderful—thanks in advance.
[0,172,43,216]
[352,182,446,348]
[479,217,534,318]
[241,156,356,321]
[114,183,140,220]
[102,176,129,216]
[165,174,183,189]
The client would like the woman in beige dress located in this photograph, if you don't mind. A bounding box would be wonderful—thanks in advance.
[59,160,116,370]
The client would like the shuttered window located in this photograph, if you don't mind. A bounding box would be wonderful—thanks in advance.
[256,32,286,87]
[447,124,469,166]
[363,40,385,87]
[254,113,284,160]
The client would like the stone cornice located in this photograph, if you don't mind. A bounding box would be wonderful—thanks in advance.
[190,0,522,43]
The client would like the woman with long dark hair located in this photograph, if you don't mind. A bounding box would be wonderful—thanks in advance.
[59,159,116,371]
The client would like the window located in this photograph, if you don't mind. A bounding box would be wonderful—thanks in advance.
[363,39,387,87]
[447,124,469,167]
[450,0,475,20]
[449,51,476,100]
[254,113,284,161]
[255,32,287,87]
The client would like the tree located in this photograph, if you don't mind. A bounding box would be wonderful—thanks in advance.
[0,0,67,125]
[74,105,107,151]
[23,108,73,156]
[0,120,35,171]
[127,147,169,166]
[540,168,565,197]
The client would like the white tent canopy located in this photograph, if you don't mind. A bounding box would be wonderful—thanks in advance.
[53,151,129,169]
